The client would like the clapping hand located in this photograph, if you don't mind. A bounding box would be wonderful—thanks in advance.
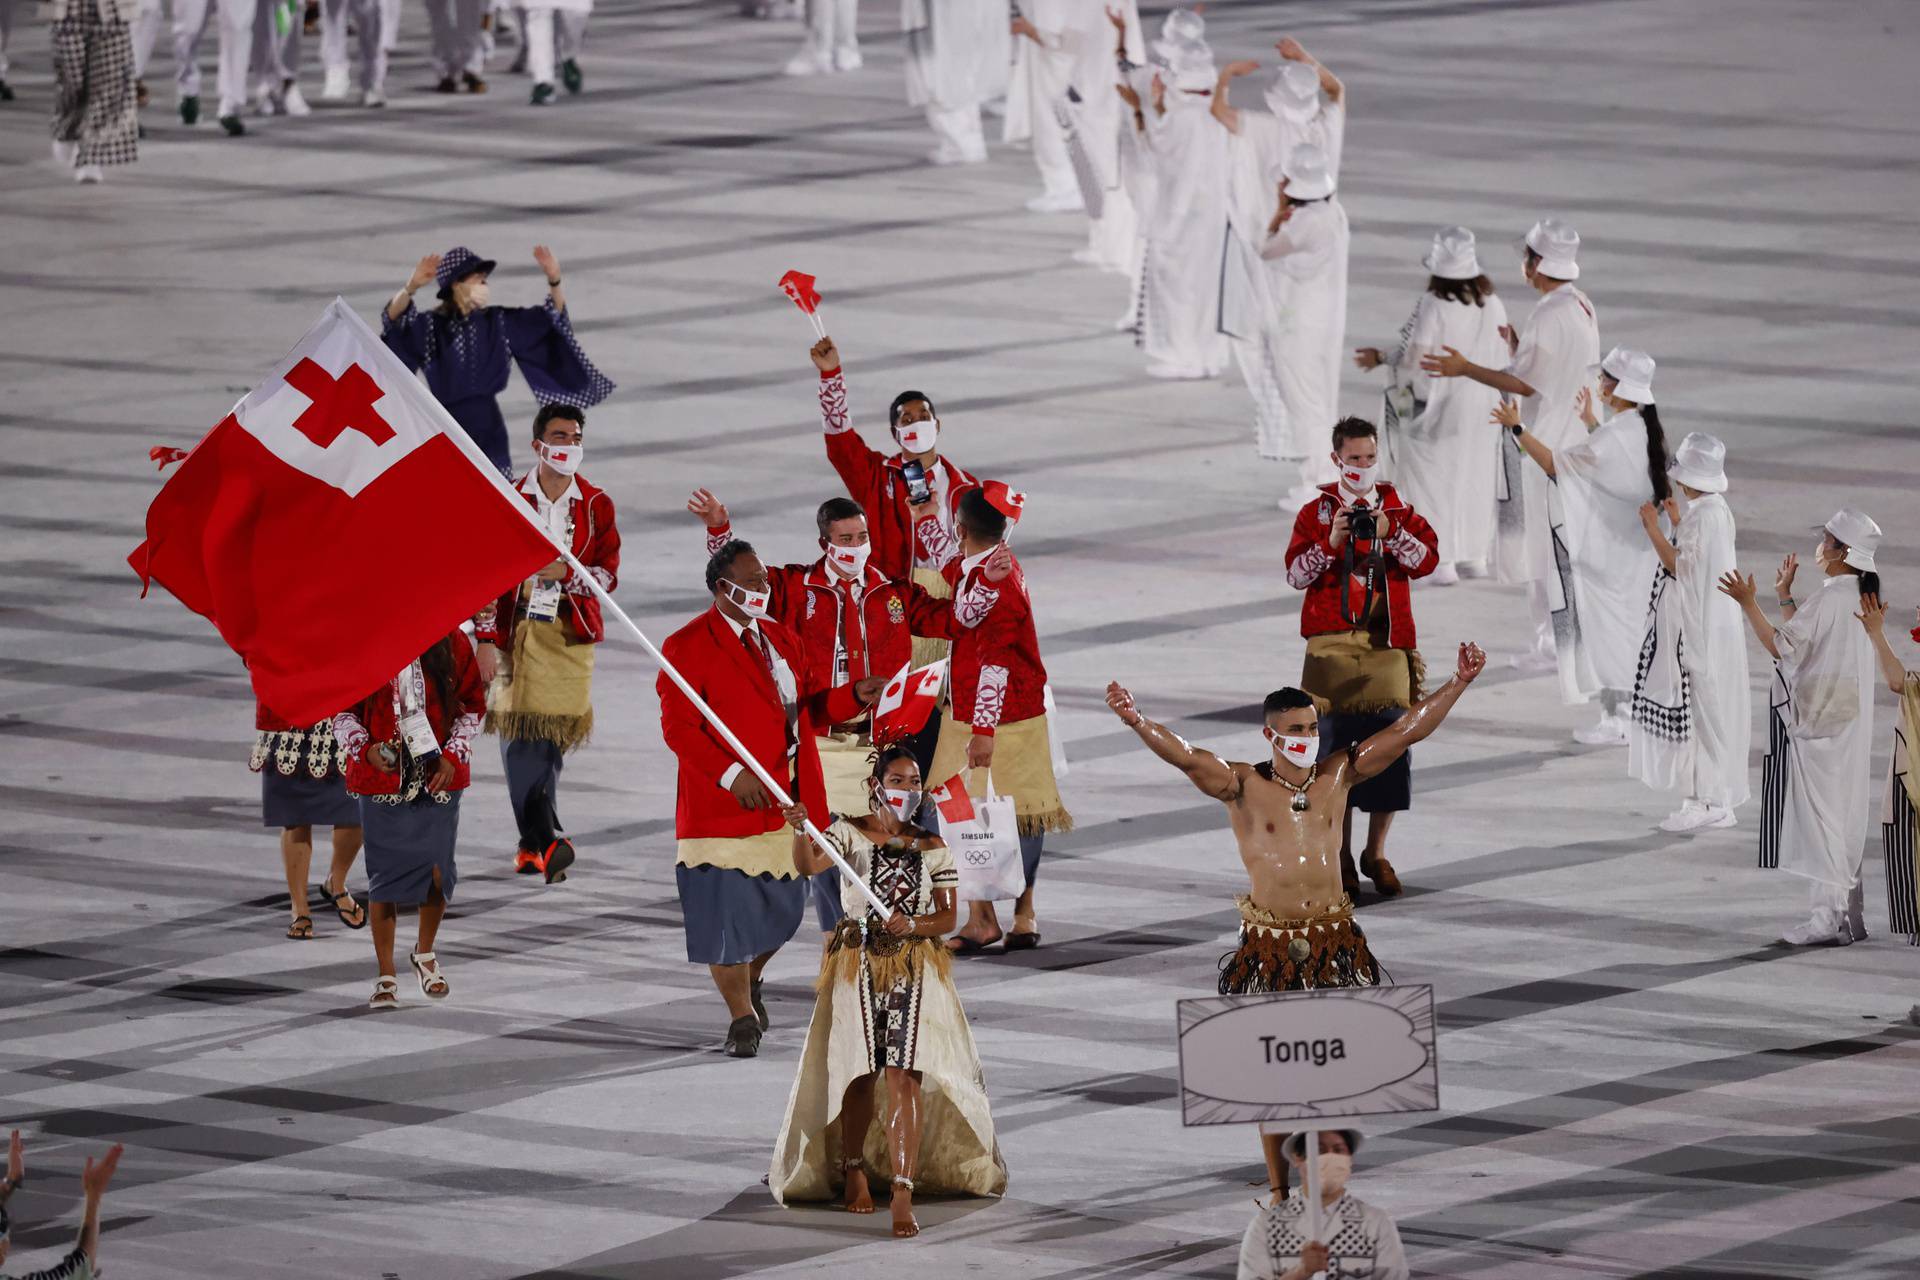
[1717,570,1758,606]
[1576,386,1599,428]
[687,487,729,528]
[1774,553,1799,599]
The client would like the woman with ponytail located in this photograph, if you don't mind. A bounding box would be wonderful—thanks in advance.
[1720,508,1883,946]
[1493,345,1668,743]
[769,746,1006,1237]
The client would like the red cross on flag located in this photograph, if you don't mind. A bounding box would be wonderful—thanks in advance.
[871,657,946,744]
[777,269,826,338]
[980,480,1027,522]
[929,773,974,825]
[129,298,560,725]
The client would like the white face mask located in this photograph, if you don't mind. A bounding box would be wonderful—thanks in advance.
[723,578,771,620]
[895,416,939,454]
[538,440,583,476]
[876,786,924,821]
[1307,1153,1352,1199]
[460,280,491,310]
[825,540,871,579]
[1265,728,1318,768]
[1336,458,1378,493]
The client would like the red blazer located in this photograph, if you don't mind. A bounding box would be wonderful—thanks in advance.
[703,523,970,697]
[817,367,983,583]
[1283,482,1438,648]
[333,633,489,796]
[943,550,1048,734]
[657,608,865,841]
[476,472,620,646]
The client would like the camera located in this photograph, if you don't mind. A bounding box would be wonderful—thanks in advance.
[902,459,933,506]
[1348,500,1377,543]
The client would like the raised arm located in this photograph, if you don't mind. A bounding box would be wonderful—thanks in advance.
[1717,569,1780,659]
[1276,36,1342,105]
[1350,643,1485,779]
[387,252,439,323]
[1211,59,1259,132]
[1640,500,1679,574]
[1856,595,1909,695]
[532,244,566,314]
[1105,682,1242,802]
[1492,400,1557,477]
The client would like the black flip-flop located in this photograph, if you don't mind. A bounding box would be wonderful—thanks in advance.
[1003,932,1041,952]
[319,883,367,930]
[947,934,1002,955]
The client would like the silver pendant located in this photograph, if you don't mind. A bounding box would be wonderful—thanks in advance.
[1290,791,1310,813]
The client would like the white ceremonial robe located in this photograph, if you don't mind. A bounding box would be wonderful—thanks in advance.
[1551,407,1658,705]
[1763,574,1877,920]
[1139,90,1230,378]
[1071,0,1141,272]
[1381,290,1509,569]
[903,0,1010,159]
[1003,0,1086,200]
[1628,493,1751,806]
[1497,284,1599,587]
[1260,197,1350,484]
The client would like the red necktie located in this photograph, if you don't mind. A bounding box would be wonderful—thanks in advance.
[742,626,776,684]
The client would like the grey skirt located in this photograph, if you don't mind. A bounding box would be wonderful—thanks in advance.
[360,791,461,905]
[261,769,361,830]
[675,863,806,966]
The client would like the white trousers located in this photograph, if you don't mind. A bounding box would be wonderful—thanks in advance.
[523,5,584,85]
[926,102,984,160]
[380,0,398,51]
[1029,94,1076,198]
[161,0,253,113]
[423,0,483,77]
[319,0,384,89]
[249,0,301,90]
[802,0,857,56]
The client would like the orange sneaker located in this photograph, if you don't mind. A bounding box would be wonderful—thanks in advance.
[513,848,545,875]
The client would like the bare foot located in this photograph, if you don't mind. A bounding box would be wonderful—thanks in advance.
[844,1166,874,1214]
[891,1182,919,1238]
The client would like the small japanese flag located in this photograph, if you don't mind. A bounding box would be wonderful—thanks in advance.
[930,772,974,825]
[872,658,946,743]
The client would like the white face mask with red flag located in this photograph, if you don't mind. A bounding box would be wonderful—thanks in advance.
[825,540,871,578]
[1336,458,1379,493]
[875,786,925,821]
[895,417,939,454]
[538,440,583,476]
[1264,727,1318,767]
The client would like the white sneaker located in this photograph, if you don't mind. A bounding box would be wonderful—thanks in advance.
[321,66,350,100]
[1070,247,1103,266]
[1658,800,1707,833]
[831,44,862,71]
[52,139,79,167]
[1698,805,1736,830]
[1780,917,1850,947]
[1456,559,1491,579]
[1145,361,1208,380]
[362,87,387,107]
[1573,715,1628,746]
[783,49,824,76]
[1428,563,1460,586]
[282,84,312,117]
[1026,189,1084,213]
[1509,650,1558,673]
[74,164,104,184]
[927,144,963,166]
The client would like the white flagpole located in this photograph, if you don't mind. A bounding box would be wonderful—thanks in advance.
[319,301,893,920]
[1302,1127,1325,1280]
[558,548,896,921]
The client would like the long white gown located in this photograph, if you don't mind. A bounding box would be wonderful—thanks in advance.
[1550,407,1658,705]
[1070,0,1142,272]
[1628,492,1752,807]
[1380,289,1509,569]
[1761,574,1877,918]
[1002,0,1088,200]
[1497,284,1599,586]
[902,0,1011,157]
[1259,197,1349,480]
[1140,88,1230,377]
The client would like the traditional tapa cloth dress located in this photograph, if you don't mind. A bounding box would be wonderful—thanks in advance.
[1628,492,1750,807]
[1550,408,1658,706]
[769,819,1008,1204]
[381,296,613,475]
[51,0,138,171]
[1379,289,1509,571]
[1218,883,1379,996]
[1759,575,1877,922]
[251,717,360,830]
[1882,671,1920,944]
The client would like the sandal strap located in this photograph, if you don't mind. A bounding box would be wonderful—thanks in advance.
[412,950,437,965]
[373,977,399,991]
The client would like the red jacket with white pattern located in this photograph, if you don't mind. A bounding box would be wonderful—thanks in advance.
[330,632,488,796]
[1284,482,1438,648]
[701,524,988,711]
[817,367,984,584]
[475,472,621,647]
[944,549,1047,735]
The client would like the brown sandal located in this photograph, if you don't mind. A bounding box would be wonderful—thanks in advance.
[286,915,314,940]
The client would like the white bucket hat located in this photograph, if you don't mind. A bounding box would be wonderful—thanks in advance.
[1668,431,1728,494]
[1423,225,1481,280]
[1161,8,1205,42]
[1266,61,1321,123]
[1280,1129,1364,1162]
[1282,142,1335,200]
[1169,39,1217,92]
[1524,217,1580,281]
[1593,345,1655,404]
[1822,507,1882,572]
